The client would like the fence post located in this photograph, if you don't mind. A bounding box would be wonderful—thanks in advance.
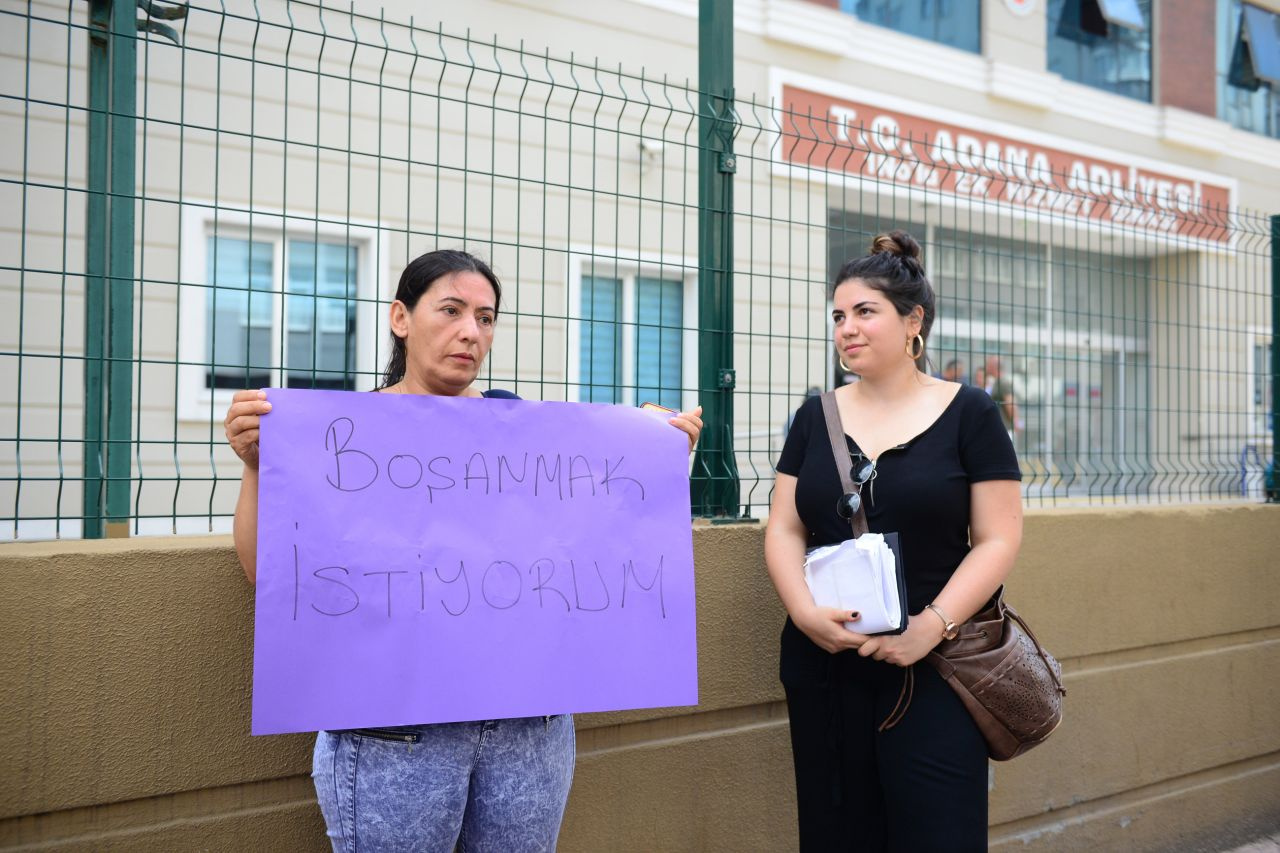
[1268,214,1279,502]
[105,0,137,536]
[82,0,136,537]
[82,0,109,537]
[691,0,740,517]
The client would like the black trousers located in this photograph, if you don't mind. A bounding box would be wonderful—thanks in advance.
[782,631,989,852]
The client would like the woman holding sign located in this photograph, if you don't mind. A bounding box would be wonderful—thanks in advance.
[224,249,702,852]
[765,231,1022,851]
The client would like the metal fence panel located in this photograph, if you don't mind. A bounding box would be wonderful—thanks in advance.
[0,0,1274,539]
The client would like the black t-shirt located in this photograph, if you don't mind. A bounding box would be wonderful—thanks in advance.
[776,384,1020,615]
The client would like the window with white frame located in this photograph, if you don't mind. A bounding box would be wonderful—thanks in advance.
[572,261,695,410]
[179,209,384,420]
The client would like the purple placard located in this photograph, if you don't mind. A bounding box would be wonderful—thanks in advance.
[251,388,697,735]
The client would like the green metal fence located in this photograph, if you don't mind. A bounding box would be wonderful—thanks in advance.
[1,0,1275,539]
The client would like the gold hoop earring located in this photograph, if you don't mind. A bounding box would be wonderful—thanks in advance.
[906,334,925,360]
[839,358,853,373]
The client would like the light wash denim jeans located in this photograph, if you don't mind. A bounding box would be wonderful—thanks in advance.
[312,715,575,852]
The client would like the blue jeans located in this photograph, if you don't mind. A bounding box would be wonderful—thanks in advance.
[312,715,576,852]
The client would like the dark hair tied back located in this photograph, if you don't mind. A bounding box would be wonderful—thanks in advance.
[870,230,928,278]
[379,249,502,389]
[833,229,935,371]
[870,229,921,260]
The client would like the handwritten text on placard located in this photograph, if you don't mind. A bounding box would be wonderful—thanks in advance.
[251,389,697,736]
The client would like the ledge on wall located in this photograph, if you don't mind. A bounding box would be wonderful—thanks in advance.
[1159,106,1232,156]
[762,0,850,57]
[986,61,1061,110]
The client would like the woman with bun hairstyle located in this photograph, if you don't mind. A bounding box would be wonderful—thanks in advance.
[765,230,1023,850]
[224,249,703,852]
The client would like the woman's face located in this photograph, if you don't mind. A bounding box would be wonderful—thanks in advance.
[831,278,920,377]
[390,270,497,395]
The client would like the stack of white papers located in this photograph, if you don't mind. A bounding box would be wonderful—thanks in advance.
[803,534,904,635]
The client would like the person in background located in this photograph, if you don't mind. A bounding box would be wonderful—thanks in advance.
[940,358,968,385]
[765,230,1023,851]
[784,386,823,439]
[983,354,1020,441]
[223,249,703,853]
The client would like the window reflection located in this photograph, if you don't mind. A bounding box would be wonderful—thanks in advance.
[1047,0,1152,101]
[1218,0,1280,138]
[839,0,981,54]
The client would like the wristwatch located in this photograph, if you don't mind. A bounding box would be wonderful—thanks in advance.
[925,603,958,640]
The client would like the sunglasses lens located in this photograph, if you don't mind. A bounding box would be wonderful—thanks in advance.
[835,491,861,519]
[851,458,875,484]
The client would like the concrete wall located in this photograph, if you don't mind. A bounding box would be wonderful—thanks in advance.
[2,505,1279,851]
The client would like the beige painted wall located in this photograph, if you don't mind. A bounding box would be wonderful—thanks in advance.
[2,504,1278,851]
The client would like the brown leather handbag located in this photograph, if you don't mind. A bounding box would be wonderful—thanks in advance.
[926,587,1066,761]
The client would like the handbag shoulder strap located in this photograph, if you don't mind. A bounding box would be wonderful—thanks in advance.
[819,391,869,537]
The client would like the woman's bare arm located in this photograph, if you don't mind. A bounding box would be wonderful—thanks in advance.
[233,467,259,583]
[225,389,271,583]
[929,478,1023,626]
